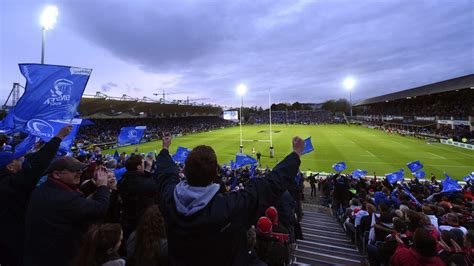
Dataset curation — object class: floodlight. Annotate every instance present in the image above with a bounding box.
[41,6,58,30]
[236,84,247,96]
[343,77,356,90]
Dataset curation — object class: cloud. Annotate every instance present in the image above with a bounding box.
[60,0,473,106]
[100,82,118,92]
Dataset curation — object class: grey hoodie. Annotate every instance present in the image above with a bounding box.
[173,180,220,216]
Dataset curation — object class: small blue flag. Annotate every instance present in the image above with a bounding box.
[81,119,95,126]
[402,186,422,207]
[407,160,423,173]
[463,173,474,182]
[386,169,404,184]
[172,146,192,163]
[118,126,146,145]
[230,160,236,170]
[301,137,314,155]
[0,64,91,134]
[442,173,462,193]
[235,153,258,167]
[249,164,257,179]
[332,162,347,172]
[352,169,368,179]
[413,170,426,179]
[113,150,120,161]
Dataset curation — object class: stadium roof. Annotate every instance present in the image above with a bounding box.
[354,74,474,106]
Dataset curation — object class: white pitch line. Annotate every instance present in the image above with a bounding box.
[428,152,445,159]
[366,150,375,157]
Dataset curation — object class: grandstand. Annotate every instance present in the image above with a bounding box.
[353,74,474,142]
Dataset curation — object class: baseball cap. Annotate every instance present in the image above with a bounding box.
[46,156,88,174]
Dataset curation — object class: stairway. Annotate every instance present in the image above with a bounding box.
[292,210,363,265]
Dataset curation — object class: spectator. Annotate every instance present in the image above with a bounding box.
[155,135,303,265]
[255,216,290,266]
[265,206,289,243]
[391,228,444,266]
[126,205,168,266]
[24,158,110,266]
[117,154,159,238]
[0,125,71,265]
[76,223,124,266]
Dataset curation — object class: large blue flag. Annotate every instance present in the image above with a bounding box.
[332,162,347,172]
[301,137,314,155]
[236,153,258,167]
[118,126,146,145]
[14,135,40,156]
[58,119,82,153]
[352,169,368,179]
[172,146,192,163]
[0,64,91,134]
[407,160,423,172]
[442,173,462,193]
[386,169,404,184]
[414,170,426,179]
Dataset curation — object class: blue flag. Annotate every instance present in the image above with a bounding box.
[58,119,82,153]
[113,150,120,161]
[352,169,368,179]
[463,173,474,182]
[172,146,192,163]
[14,135,39,156]
[301,137,314,155]
[442,173,462,193]
[402,186,422,207]
[118,126,146,145]
[332,162,347,172]
[414,170,426,179]
[407,160,423,172]
[230,160,236,170]
[0,64,91,134]
[235,153,258,168]
[386,169,404,184]
[249,164,257,179]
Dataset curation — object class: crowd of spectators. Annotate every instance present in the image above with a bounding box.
[247,110,339,125]
[75,116,234,146]
[0,125,307,266]
[317,172,474,265]
[356,89,473,118]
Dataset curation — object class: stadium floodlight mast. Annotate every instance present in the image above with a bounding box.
[236,84,247,153]
[40,6,58,64]
[343,77,356,117]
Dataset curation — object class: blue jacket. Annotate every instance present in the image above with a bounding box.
[156,149,300,266]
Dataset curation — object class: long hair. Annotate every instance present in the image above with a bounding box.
[134,205,167,266]
[77,223,122,266]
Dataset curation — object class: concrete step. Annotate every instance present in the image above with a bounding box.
[300,222,345,233]
[301,218,342,227]
[292,254,334,266]
[302,233,355,249]
[300,226,348,238]
[296,241,362,261]
[294,247,362,265]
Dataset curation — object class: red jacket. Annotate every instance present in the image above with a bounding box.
[391,243,445,266]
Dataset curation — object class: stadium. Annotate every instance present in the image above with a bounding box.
[1,2,474,266]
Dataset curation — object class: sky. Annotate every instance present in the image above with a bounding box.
[1,0,473,108]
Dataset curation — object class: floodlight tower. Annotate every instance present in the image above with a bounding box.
[269,89,274,158]
[40,6,58,64]
[236,84,247,153]
[343,77,356,117]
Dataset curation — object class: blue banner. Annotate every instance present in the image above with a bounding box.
[236,153,258,167]
[414,170,426,179]
[402,186,422,207]
[442,173,462,193]
[332,162,347,172]
[301,137,314,155]
[118,126,146,145]
[407,160,423,172]
[172,146,192,163]
[0,64,91,134]
[352,169,368,179]
[386,169,404,184]
[14,135,40,156]
[58,119,82,153]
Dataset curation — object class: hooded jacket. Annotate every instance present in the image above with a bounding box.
[155,148,300,266]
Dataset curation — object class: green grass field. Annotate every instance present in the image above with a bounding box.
[105,125,473,180]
